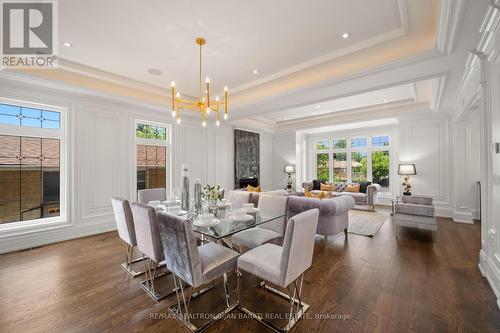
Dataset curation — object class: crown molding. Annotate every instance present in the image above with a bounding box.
[230,48,444,119]
[454,1,500,117]
[436,0,466,55]
[274,101,431,133]
[0,70,200,120]
[431,75,448,111]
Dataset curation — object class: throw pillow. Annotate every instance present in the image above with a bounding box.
[346,184,360,193]
[247,185,261,192]
[320,183,333,191]
[304,190,325,199]
[312,179,321,191]
[359,181,372,194]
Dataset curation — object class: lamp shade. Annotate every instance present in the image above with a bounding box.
[398,164,416,175]
[284,165,295,173]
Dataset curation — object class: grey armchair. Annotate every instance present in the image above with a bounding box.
[157,212,240,332]
[231,194,289,253]
[131,202,173,301]
[137,188,166,204]
[111,197,144,277]
[237,208,319,332]
[393,195,437,241]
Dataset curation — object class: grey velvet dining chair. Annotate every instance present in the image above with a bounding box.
[157,212,240,333]
[237,208,320,332]
[227,190,251,209]
[111,197,144,277]
[137,188,166,204]
[131,202,174,301]
[231,194,289,253]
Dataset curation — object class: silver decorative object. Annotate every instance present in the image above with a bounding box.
[194,178,202,213]
[181,164,190,211]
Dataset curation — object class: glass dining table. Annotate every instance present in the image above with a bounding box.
[154,203,285,243]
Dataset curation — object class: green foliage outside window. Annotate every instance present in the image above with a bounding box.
[352,152,367,183]
[316,153,329,182]
[136,124,167,140]
[372,151,390,188]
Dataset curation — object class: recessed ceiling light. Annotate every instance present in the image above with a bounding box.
[63,42,73,47]
[315,105,321,109]
[384,99,388,103]
[147,68,163,76]
[342,32,350,39]
[253,69,259,74]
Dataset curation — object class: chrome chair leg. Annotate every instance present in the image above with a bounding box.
[169,273,238,333]
[238,273,310,333]
[120,242,145,278]
[139,257,176,301]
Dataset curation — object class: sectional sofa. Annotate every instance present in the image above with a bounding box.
[302,181,381,211]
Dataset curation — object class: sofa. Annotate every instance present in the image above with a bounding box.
[302,181,381,211]
[287,195,355,237]
[230,189,354,237]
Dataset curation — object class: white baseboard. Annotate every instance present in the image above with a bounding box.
[0,217,117,254]
[479,249,500,310]
[453,209,475,224]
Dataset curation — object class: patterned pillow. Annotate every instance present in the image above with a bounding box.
[334,183,348,192]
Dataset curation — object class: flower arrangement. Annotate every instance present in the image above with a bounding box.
[201,184,224,202]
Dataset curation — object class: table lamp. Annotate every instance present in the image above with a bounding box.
[398,164,416,196]
[284,165,295,191]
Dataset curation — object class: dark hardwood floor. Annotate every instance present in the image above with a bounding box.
[1,212,499,333]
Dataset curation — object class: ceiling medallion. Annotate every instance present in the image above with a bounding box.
[170,37,228,127]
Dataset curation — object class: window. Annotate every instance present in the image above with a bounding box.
[333,152,347,182]
[372,135,389,147]
[351,137,367,148]
[316,140,330,150]
[332,139,347,149]
[313,134,391,191]
[372,151,390,189]
[0,103,60,129]
[0,102,63,225]
[316,153,330,182]
[351,152,367,183]
[136,123,166,140]
[135,122,169,195]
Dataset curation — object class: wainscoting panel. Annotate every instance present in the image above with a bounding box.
[400,116,450,206]
[81,109,125,219]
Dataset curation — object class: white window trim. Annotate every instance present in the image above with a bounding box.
[133,119,172,200]
[0,97,68,235]
[312,134,392,195]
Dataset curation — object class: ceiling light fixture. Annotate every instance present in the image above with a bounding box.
[170,37,228,127]
[315,105,321,109]
[342,32,350,39]
[384,99,388,103]
[148,68,163,76]
[63,42,73,47]
[253,69,259,74]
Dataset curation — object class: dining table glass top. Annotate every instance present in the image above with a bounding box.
[153,203,285,240]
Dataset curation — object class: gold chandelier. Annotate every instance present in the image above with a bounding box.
[170,37,228,127]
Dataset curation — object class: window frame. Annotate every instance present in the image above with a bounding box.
[0,97,67,233]
[133,119,171,200]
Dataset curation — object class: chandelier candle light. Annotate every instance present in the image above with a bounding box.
[170,37,228,127]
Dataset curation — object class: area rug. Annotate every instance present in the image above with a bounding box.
[348,210,390,237]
